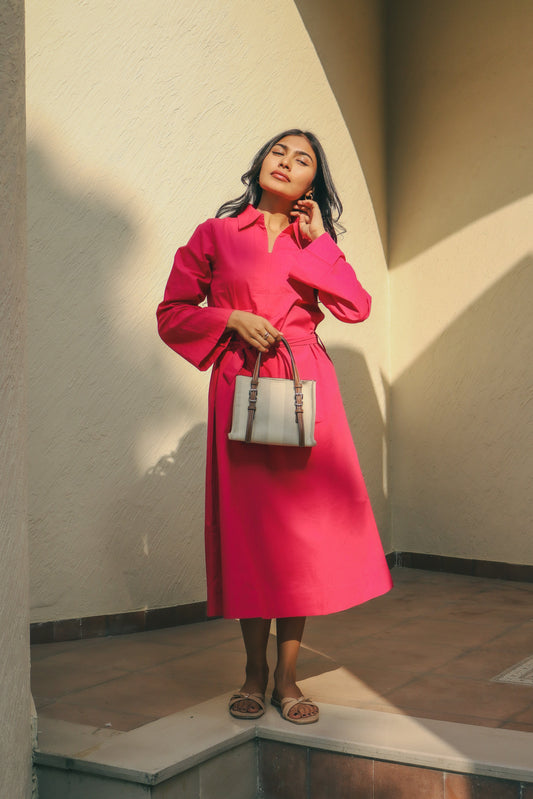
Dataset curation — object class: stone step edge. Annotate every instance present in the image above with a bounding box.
[34,694,533,786]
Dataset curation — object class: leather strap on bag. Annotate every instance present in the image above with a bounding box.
[245,336,306,446]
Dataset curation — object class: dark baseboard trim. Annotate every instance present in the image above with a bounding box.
[393,551,533,583]
[30,601,209,645]
[30,553,533,645]
[385,551,396,570]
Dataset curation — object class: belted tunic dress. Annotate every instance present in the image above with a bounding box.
[157,204,393,619]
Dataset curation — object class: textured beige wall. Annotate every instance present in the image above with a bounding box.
[388,0,533,562]
[0,0,32,794]
[26,1,390,622]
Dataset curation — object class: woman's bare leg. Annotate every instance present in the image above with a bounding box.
[231,618,271,715]
[273,616,318,720]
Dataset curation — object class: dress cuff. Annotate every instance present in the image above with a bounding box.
[288,233,342,287]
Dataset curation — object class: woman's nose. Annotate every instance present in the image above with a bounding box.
[279,154,290,169]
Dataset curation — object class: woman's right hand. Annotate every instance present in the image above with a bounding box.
[226,310,282,352]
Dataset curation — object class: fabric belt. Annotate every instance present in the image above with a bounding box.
[222,332,320,384]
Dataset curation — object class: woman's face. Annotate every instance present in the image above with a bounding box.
[258,135,317,202]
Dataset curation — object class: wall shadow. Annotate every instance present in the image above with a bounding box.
[103,423,208,607]
[294,0,388,251]
[386,0,533,266]
[391,255,533,562]
[26,141,207,618]
[328,346,389,541]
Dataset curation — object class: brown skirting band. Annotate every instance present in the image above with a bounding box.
[30,552,532,645]
[30,601,208,645]
[394,551,533,582]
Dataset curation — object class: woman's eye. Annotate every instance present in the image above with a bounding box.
[272,150,284,156]
[297,159,308,166]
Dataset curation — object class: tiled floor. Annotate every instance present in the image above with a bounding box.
[31,567,533,734]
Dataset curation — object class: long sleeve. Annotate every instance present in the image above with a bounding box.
[157,220,233,370]
[288,233,371,323]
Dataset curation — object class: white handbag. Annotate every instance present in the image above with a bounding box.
[228,337,317,447]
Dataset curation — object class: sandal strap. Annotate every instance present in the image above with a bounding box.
[280,696,317,715]
[229,692,265,710]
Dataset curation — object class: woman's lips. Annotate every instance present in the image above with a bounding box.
[271,171,290,182]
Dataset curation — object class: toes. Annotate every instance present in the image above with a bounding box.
[236,699,260,714]
[289,702,318,720]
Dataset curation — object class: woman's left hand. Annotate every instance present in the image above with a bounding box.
[291,198,326,241]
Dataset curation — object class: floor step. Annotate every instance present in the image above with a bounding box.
[34,695,533,798]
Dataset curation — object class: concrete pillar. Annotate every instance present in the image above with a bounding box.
[0,0,32,794]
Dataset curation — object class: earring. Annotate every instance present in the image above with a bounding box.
[305,189,314,200]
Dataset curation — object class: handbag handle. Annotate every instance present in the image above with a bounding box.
[246,336,306,446]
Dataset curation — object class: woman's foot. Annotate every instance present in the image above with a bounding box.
[272,678,319,723]
[229,690,265,719]
[271,694,319,724]
[229,666,269,717]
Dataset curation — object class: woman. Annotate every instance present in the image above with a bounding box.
[157,129,392,725]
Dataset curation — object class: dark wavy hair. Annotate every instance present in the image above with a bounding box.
[215,129,344,242]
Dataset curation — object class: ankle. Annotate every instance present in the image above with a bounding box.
[273,672,300,696]
[246,662,268,677]
[274,666,296,685]
[243,663,269,689]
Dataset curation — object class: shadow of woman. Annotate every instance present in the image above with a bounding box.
[26,140,207,619]
[328,345,389,540]
[105,423,209,611]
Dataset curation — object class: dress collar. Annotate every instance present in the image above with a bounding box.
[237,204,264,230]
[237,204,304,247]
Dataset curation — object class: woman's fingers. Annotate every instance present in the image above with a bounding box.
[291,201,311,221]
[291,198,325,241]
[226,310,282,351]
[291,199,314,230]
[250,322,281,351]
[293,198,314,213]
[264,324,282,342]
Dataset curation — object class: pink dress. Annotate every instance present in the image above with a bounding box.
[157,204,393,618]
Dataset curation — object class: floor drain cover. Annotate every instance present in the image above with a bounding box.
[492,656,533,685]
